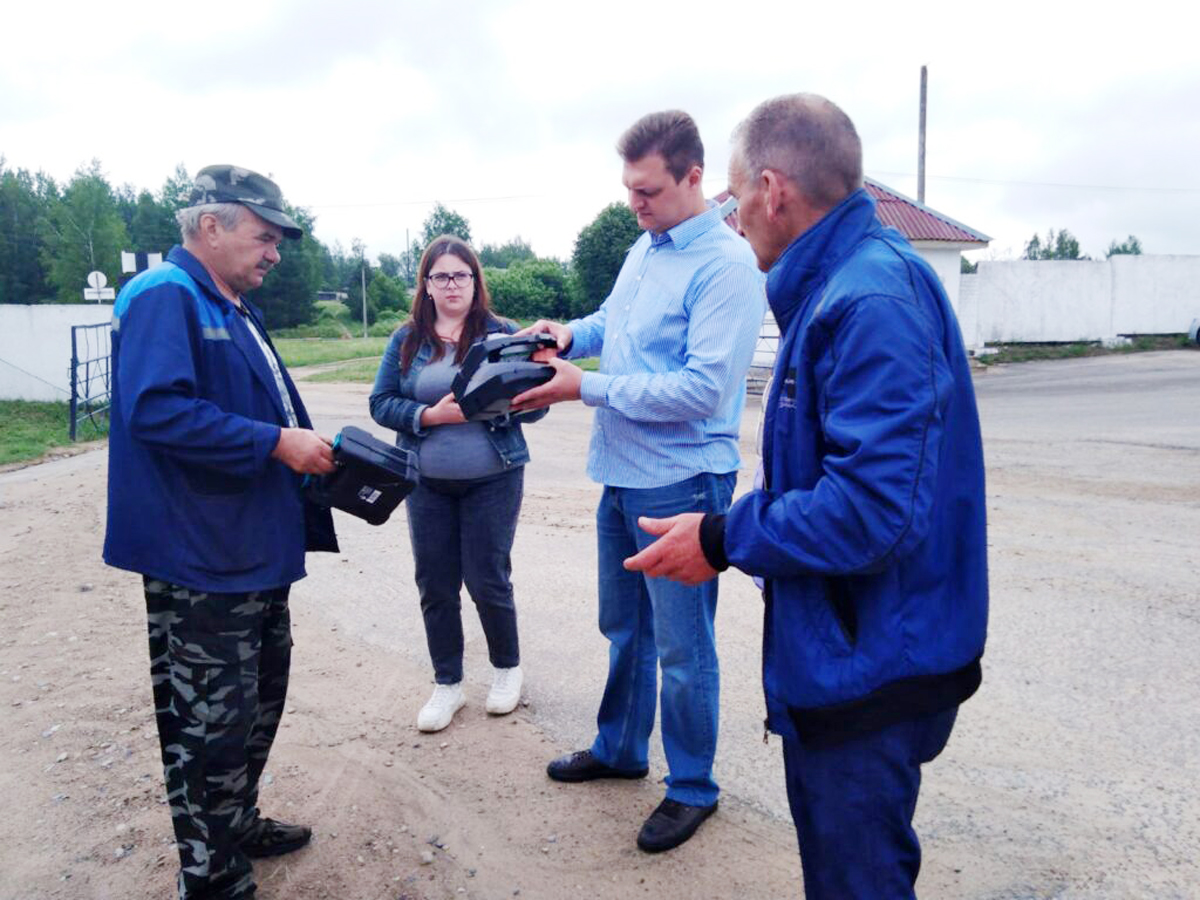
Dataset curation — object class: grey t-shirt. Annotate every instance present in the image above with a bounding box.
[414,344,506,480]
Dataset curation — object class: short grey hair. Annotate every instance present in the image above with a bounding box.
[732,94,863,211]
[176,202,245,240]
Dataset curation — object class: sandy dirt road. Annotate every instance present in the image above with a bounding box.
[1,350,1197,899]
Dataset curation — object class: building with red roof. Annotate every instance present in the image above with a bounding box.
[716,180,989,381]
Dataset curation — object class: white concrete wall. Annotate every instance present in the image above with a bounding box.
[0,304,113,401]
[1109,255,1200,336]
[957,255,1200,346]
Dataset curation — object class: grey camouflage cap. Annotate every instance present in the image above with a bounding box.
[187,165,303,240]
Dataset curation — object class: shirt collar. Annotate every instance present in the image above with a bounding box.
[656,202,724,251]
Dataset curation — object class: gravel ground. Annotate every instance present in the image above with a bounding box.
[0,349,1197,899]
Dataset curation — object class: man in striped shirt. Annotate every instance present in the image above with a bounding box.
[514,110,765,853]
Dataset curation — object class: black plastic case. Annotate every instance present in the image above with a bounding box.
[305,426,418,525]
[452,333,557,420]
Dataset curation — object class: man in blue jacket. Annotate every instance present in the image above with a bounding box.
[627,94,988,898]
[104,165,338,900]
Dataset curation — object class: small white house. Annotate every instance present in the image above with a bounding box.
[864,178,990,317]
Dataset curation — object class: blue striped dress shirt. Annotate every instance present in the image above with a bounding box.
[567,204,766,488]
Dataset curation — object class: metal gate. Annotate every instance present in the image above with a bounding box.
[69,321,112,441]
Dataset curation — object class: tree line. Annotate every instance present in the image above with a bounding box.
[0,159,641,331]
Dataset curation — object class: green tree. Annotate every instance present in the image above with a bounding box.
[420,203,472,245]
[487,257,578,320]
[321,240,348,290]
[129,189,178,254]
[960,256,978,274]
[254,206,322,329]
[571,202,640,314]
[400,237,423,285]
[377,252,403,278]
[1106,235,1143,258]
[340,238,370,322]
[480,237,535,269]
[0,160,53,303]
[159,163,193,212]
[1023,228,1087,261]
[38,160,130,302]
[367,271,409,316]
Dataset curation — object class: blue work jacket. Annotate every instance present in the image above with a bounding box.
[103,246,337,593]
[724,190,988,744]
[369,318,546,469]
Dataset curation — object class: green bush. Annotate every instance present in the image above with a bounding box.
[272,320,350,339]
[368,314,405,337]
[487,258,579,320]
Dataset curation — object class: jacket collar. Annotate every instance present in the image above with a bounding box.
[765,188,880,331]
[166,245,288,423]
[166,245,264,319]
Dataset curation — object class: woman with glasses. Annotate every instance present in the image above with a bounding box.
[370,234,546,732]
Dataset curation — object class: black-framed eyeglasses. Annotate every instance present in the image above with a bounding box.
[427,271,474,289]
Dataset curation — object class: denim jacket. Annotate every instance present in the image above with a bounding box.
[369,317,547,471]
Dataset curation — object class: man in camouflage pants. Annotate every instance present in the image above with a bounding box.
[104,166,339,899]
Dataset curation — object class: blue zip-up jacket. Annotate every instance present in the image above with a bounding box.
[103,246,338,593]
[369,318,547,467]
[723,190,988,744]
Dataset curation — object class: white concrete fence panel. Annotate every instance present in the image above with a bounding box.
[0,304,114,402]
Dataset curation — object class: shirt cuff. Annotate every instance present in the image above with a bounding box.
[699,513,730,572]
[579,372,610,407]
[561,324,580,358]
[410,403,430,436]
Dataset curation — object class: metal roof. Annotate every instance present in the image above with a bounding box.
[864,178,990,244]
[713,180,989,246]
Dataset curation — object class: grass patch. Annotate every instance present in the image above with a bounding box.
[0,401,107,466]
[273,337,390,367]
[301,358,384,384]
[975,335,1195,366]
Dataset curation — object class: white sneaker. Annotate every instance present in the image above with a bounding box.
[486,666,523,715]
[417,683,465,732]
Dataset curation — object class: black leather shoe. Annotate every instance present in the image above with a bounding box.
[636,798,717,853]
[546,749,649,783]
[239,818,312,858]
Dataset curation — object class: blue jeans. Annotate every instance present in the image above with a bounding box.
[405,468,524,684]
[589,471,736,807]
[781,707,959,899]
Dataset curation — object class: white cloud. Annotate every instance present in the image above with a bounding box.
[3,0,1196,263]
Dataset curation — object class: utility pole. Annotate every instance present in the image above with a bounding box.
[360,246,368,338]
[918,65,928,205]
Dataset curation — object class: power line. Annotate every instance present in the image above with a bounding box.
[307,193,553,210]
[870,171,1200,194]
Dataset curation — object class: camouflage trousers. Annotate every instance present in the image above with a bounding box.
[143,577,294,900]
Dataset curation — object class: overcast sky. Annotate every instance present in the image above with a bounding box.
[3,1,1195,265]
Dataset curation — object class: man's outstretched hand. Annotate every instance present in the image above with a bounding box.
[623,513,718,586]
[514,319,572,358]
[510,356,584,411]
